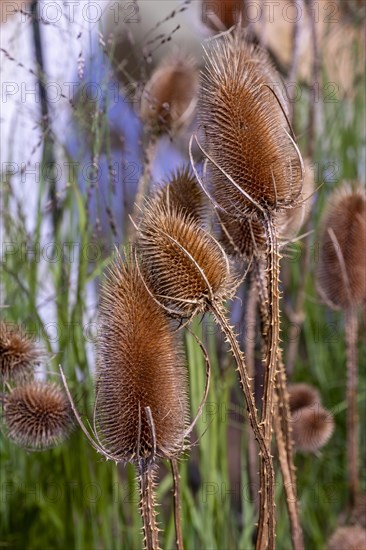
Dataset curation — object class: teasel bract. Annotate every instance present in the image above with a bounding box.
[316,183,366,509]
[0,321,41,383]
[192,27,304,550]
[2,382,72,450]
[61,253,197,550]
[136,197,275,550]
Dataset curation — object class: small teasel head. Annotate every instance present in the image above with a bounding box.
[140,53,199,136]
[327,525,366,550]
[199,29,303,217]
[316,183,366,310]
[96,255,189,463]
[137,201,232,317]
[288,383,321,413]
[3,382,73,450]
[0,321,41,383]
[153,166,207,224]
[290,404,334,453]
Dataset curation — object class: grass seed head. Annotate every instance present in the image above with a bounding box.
[4,382,72,450]
[288,383,321,413]
[317,183,366,309]
[200,29,303,216]
[290,404,334,453]
[137,202,232,316]
[96,257,188,463]
[0,322,41,383]
[327,525,366,550]
[140,54,199,135]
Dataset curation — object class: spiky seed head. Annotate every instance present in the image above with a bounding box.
[327,525,366,550]
[96,257,188,463]
[290,404,334,453]
[217,211,266,260]
[288,383,321,413]
[3,383,72,450]
[140,54,199,135]
[200,29,303,217]
[350,494,366,528]
[0,322,41,383]
[137,202,231,316]
[202,0,246,31]
[153,166,206,223]
[317,183,366,309]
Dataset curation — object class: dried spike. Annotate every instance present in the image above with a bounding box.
[96,255,189,463]
[290,405,335,453]
[0,321,41,383]
[140,53,199,136]
[317,183,366,310]
[326,525,366,550]
[287,383,321,413]
[3,382,72,450]
[199,28,303,217]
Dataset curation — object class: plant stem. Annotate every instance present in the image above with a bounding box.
[171,459,184,550]
[345,306,359,508]
[210,301,275,550]
[138,464,160,550]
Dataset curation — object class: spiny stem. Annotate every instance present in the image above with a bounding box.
[171,459,184,550]
[138,464,160,550]
[345,306,359,508]
[209,301,275,550]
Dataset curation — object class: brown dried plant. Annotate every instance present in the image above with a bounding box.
[192,27,304,550]
[60,254,210,550]
[327,525,366,550]
[202,0,246,32]
[0,321,41,383]
[317,183,366,509]
[136,198,275,550]
[290,404,334,453]
[3,382,72,450]
[288,383,321,412]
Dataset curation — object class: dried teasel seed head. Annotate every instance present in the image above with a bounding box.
[327,525,366,550]
[153,166,206,224]
[137,202,232,316]
[200,29,303,217]
[96,256,188,463]
[217,211,266,260]
[0,322,41,383]
[290,404,335,453]
[317,183,366,310]
[140,54,199,135]
[202,0,246,32]
[288,383,321,413]
[3,383,72,450]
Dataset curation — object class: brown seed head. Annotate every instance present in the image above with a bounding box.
[217,211,266,260]
[290,404,334,453]
[4,382,72,450]
[140,54,199,135]
[350,494,366,528]
[327,525,366,550]
[317,183,366,309]
[153,166,206,223]
[137,202,231,316]
[96,257,188,463]
[0,322,40,383]
[200,29,303,217]
[202,0,246,31]
[288,383,321,413]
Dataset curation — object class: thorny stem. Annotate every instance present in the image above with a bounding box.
[138,463,160,550]
[129,139,157,241]
[255,233,304,550]
[344,306,359,508]
[171,459,184,550]
[209,300,275,550]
